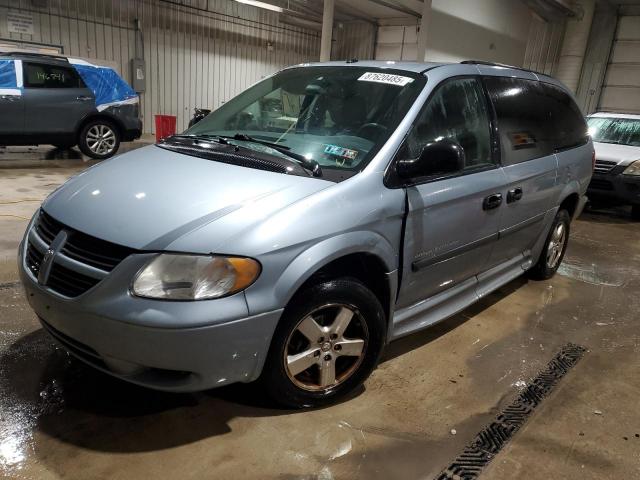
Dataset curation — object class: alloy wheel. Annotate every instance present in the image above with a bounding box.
[86,124,116,155]
[284,304,368,391]
[546,222,567,269]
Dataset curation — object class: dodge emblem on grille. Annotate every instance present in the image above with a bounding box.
[37,230,68,285]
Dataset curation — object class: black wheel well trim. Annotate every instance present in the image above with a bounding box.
[288,252,393,325]
[75,113,124,139]
[559,192,580,219]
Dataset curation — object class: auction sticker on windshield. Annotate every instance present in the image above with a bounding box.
[358,72,414,86]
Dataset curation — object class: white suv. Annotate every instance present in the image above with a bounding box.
[587,112,640,219]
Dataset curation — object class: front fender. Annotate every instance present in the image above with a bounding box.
[244,230,398,316]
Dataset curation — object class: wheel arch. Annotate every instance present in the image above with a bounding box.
[559,190,581,220]
[75,112,124,140]
[267,232,398,326]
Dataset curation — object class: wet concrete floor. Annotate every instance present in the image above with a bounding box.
[1,164,639,479]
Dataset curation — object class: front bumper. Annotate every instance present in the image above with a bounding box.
[18,241,282,392]
[587,168,640,206]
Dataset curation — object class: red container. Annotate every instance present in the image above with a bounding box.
[154,114,177,142]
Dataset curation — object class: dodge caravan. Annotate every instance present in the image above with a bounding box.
[19,61,593,407]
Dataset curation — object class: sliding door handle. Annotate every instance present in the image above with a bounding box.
[507,187,523,203]
[483,193,503,210]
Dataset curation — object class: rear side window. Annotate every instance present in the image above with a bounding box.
[484,77,555,165]
[542,83,588,151]
[23,62,84,88]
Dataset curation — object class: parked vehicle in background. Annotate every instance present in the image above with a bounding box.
[19,60,592,408]
[586,113,640,219]
[0,51,141,159]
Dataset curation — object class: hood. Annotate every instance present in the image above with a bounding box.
[43,145,333,251]
[593,142,640,166]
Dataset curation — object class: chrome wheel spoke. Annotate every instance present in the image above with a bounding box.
[287,348,319,376]
[335,338,364,357]
[297,315,325,343]
[331,307,354,337]
[319,358,336,387]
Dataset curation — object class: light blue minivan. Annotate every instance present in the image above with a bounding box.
[19,60,593,407]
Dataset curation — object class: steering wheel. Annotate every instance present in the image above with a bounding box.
[357,123,388,141]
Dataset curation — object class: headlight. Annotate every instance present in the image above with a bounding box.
[623,160,640,176]
[132,254,260,300]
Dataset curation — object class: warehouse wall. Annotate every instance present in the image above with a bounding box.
[376,0,533,66]
[0,0,321,133]
[522,15,565,76]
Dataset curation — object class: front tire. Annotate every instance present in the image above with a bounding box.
[528,209,570,280]
[631,205,640,221]
[78,120,120,159]
[260,278,386,408]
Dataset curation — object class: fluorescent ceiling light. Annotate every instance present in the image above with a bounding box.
[235,0,283,12]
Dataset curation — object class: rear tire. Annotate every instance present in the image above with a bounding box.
[260,278,386,408]
[528,209,570,280]
[78,120,120,159]
[631,205,640,221]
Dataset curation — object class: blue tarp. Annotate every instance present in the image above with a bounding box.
[71,63,137,109]
[0,60,17,88]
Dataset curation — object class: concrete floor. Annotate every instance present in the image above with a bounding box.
[1,157,639,479]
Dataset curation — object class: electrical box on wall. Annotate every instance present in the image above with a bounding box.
[131,58,146,93]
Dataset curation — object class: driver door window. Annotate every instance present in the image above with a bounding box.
[404,77,494,175]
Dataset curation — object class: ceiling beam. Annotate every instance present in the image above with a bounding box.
[367,0,422,17]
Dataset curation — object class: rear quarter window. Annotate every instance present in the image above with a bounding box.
[541,82,588,151]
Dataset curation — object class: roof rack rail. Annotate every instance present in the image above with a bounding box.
[0,51,68,62]
[460,60,550,78]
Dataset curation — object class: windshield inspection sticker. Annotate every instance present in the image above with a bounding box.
[358,72,414,86]
[324,144,359,160]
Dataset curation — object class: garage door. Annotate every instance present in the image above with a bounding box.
[374,25,417,61]
[599,16,640,114]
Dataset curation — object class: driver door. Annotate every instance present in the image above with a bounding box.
[395,77,506,309]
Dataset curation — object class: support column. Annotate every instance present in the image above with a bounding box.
[555,0,596,93]
[416,0,432,62]
[320,0,335,62]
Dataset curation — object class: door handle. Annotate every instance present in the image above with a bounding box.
[507,187,523,203]
[0,95,20,101]
[483,193,503,210]
[76,95,92,101]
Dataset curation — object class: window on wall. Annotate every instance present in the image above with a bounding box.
[402,77,494,174]
[23,62,84,88]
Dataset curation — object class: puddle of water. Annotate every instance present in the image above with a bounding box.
[558,259,631,287]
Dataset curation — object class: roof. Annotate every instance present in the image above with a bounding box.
[284,60,562,83]
[589,112,640,120]
[285,60,446,73]
[0,50,70,64]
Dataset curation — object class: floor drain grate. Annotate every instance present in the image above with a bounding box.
[436,343,587,480]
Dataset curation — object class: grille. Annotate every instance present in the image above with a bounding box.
[26,210,136,298]
[594,159,618,173]
[589,178,614,191]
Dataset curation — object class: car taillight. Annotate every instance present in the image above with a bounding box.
[592,150,596,171]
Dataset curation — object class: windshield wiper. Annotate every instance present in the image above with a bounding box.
[164,134,230,145]
[222,133,322,177]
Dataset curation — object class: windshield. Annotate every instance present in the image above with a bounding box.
[185,66,426,175]
[587,117,640,147]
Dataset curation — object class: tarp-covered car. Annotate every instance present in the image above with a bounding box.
[0,52,141,159]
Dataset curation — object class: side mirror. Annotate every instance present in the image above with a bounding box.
[396,140,465,179]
